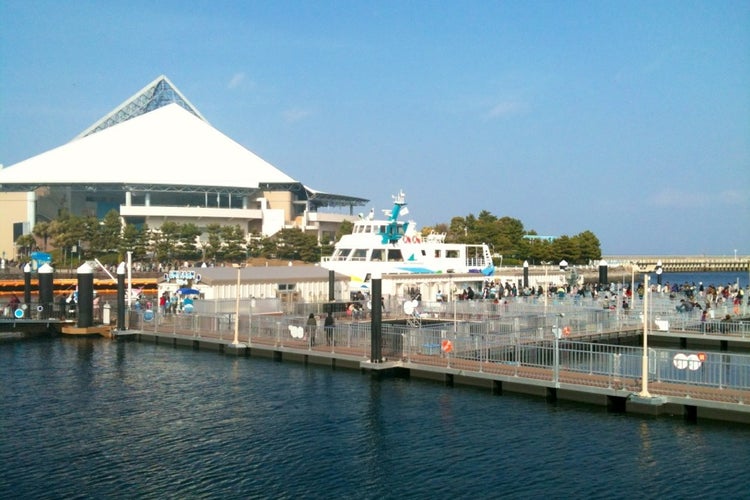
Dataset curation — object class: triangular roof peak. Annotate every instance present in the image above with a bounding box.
[75,75,206,139]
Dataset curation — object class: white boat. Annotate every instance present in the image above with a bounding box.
[321,190,495,283]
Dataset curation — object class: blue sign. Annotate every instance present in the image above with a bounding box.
[143,309,154,322]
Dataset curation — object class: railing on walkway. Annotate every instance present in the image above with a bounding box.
[126,308,750,404]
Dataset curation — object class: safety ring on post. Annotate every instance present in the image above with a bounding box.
[562,326,571,337]
[441,339,454,353]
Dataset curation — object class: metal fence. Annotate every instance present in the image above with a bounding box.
[125,308,750,397]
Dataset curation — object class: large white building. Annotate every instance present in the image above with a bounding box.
[0,75,367,261]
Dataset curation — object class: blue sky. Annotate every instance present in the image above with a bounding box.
[1,1,748,256]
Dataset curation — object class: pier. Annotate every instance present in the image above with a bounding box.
[113,304,750,425]
[603,255,750,273]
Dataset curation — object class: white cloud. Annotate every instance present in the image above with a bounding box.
[649,188,749,208]
[486,100,527,119]
[282,107,313,123]
[227,73,245,89]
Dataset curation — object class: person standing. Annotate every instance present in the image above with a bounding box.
[324,312,334,346]
[306,313,318,346]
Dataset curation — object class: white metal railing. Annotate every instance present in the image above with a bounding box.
[125,308,750,399]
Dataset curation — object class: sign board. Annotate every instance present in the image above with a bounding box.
[168,270,196,281]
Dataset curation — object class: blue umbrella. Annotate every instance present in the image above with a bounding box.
[178,287,200,295]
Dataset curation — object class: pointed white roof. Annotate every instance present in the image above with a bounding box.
[76,75,207,139]
[0,103,296,189]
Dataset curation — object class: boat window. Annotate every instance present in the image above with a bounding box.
[335,248,352,260]
[352,249,367,261]
[371,249,385,261]
[434,249,441,258]
[446,250,459,258]
[387,249,404,262]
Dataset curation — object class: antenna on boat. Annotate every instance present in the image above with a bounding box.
[393,190,406,205]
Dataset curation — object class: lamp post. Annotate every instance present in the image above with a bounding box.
[126,251,133,309]
[628,263,656,400]
[656,259,663,286]
[232,267,242,346]
[541,261,551,315]
[639,274,652,398]
[448,272,456,332]
[553,313,564,387]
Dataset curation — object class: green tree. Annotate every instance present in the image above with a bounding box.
[92,210,123,258]
[335,220,353,242]
[573,230,602,263]
[271,228,319,262]
[15,234,36,259]
[120,223,148,261]
[51,215,87,264]
[219,225,246,263]
[205,223,223,262]
[151,221,181,263]
[176,223,202,261]
[32,221,52,251]
[551,235,580,264]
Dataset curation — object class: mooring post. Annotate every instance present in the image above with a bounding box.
[523,260,529,289]
[117,262,126,331]
[38,263,54,320]
[77,262,94,328]
[23,263,32,316]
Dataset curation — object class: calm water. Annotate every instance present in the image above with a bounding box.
[639,271,748,289]
[1,336,748,499]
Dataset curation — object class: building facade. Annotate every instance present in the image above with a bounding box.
[0,76,367,261]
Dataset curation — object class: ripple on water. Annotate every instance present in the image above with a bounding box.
[1,338,748,499]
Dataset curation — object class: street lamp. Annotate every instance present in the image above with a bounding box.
[632,264,656,399]
[541,261,551,315]
[553,313,564,387]
[232,267,244,347]
[448,272,457,332]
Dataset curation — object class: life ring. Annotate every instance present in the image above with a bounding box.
[562,326,571,337]
[441,339,453,353]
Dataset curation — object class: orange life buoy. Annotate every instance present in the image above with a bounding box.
[562,326,571,337]
[441,339,453,353]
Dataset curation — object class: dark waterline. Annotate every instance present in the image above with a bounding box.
[1,337,748,499]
